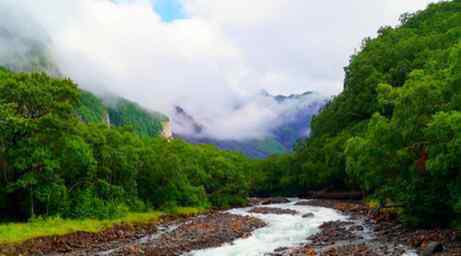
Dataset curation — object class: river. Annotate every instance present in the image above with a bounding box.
[185,198,418,256]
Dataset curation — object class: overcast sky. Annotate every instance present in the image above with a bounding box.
[0,0,437,139]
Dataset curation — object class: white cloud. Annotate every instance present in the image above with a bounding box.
[183,0,437,95]
[0,0,436,140]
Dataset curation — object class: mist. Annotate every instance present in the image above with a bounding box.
[0,0,435,140]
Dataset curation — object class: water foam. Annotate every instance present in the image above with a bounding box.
[185,199,346,256]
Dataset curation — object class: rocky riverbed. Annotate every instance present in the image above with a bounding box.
[1,198,460,256]
[269,199,461,256]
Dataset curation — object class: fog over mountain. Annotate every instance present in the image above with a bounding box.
[174,90,328,158]
[0,0,435,141]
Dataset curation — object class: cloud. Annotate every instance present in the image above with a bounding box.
[0,0,436,140]
[183,0,436,95]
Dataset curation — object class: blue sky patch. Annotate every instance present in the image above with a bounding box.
[153,0,186,22]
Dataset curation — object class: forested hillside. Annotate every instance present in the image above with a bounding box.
[0,68,252,221]
[77,91,168,137]
[255,0,461,227]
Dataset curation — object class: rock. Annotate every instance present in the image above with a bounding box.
[248,197,264,206]
[140,213,267,256]
[302,213,315,218]
[261,197,290,205]
[249,207,299,215]
[421,241,443,256]
[126,245,142,254]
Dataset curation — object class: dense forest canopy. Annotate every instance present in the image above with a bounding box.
[0,68,251,220]
[77,90,168,137]
[254,0,461,227]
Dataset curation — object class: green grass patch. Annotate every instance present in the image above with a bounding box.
[168,207,207,216]
[0,207,204,245]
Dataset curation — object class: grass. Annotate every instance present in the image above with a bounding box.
[168,207,206,216]
[0,207,206,245]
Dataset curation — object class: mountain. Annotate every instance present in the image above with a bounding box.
[77,90,171,138]
[0,23,326,157]
[173,91,328,158]
[0,29,171,139]
[269,91,327,149]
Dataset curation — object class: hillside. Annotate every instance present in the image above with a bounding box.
[256,0,461,227]
[74,90,170,138]
[0,67,252,221]
[0,22,326,157]
[174,91,327,158]
[0,24,170,139]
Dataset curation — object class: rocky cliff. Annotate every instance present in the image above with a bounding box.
[161,120,173,139]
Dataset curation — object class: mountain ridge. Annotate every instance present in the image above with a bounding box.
[173,91,328,158]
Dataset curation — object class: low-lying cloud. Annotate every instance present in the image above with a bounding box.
[0,0,435,140]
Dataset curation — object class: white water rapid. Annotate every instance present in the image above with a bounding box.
[185,199,346,256]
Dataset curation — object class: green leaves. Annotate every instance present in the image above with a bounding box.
[287,0,461,227]
[0,58,253,222]
[425,111,461,176]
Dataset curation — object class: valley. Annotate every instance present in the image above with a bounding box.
[0,0,460,255]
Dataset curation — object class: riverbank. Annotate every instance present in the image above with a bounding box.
[0,207,205,255]
[0,212,265,256]
[0,199,459,255]
[270,199,460,256]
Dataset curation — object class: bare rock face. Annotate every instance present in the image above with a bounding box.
[104,112,111,127]
[161,120,173,139]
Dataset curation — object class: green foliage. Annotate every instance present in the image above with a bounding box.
[253,138,287,156]
[107,98,168,137]
[280,0,461,227]
[76,91,169,138]
[248,0,461,227]
[0,69,253,222]
[0,70,80,219]
[76,91,107,124]
[0,208,207,244]
[1,0,460,230]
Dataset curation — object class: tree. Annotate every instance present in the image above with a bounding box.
[0,71,80,219]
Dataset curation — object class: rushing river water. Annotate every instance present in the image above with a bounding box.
[94,198,417,256]
[185,199,419,256]
[185,199,346,256]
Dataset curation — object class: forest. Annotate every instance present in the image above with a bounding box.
[255,0,461,228]
[0,0,460,232]
[0,68,251,220]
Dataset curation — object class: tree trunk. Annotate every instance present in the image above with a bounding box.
[29,189,35,218]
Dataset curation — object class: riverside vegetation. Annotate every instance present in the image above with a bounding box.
[0,0,460,245]
[0,68,251,242]
[254,0,461,228]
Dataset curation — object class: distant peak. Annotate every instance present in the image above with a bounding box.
[173,105,204,134]
[259,90,314,100]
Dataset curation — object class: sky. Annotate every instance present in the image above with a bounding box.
[154,0,186,22]
[0,0,437,140]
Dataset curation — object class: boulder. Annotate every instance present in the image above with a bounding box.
[302,213,315,218]
[261,197,290,205]
[249,207,298,215]
[421,241,443,256]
